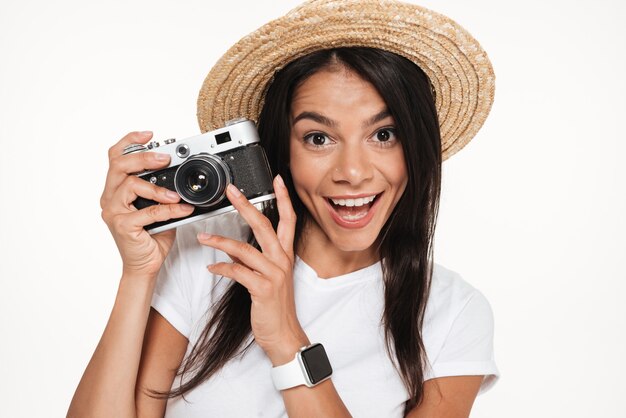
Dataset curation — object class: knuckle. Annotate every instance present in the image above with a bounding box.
[254,216,273,232]
[110,214,126,231]
[109,156,123,172]
[100,209,110,224]
[116,177,132,194]
[231,262,247,274]
[166,203,179,215]
[147,204,161,220]
[236,240,249,250]
[237,241,254,255]
[108,145,117,159]
[125,175,142,190]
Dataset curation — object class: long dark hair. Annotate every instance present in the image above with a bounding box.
[152,48,442,414]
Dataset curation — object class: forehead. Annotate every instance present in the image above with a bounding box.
[290,67,387,116]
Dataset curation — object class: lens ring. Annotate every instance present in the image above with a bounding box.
[174,154,231,206]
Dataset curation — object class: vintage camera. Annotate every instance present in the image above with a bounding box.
[123,118,275,234]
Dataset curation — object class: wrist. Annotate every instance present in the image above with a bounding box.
[114,272,158,316]
[121,268,159,285]
[119,270,159,300]
[267,332,311,366]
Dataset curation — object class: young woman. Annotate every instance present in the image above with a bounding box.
[68,2,499,417]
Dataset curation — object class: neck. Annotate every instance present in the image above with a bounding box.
[295,221,380,279]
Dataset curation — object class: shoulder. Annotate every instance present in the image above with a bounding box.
[427,263,490,312]
[425,262,495,336]
[423,263,499,392]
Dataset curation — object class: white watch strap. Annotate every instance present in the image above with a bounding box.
[271,351,308,390]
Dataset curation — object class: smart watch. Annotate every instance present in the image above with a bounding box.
[270,343,333,390]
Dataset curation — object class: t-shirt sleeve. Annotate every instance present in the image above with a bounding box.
[429,290,500,394]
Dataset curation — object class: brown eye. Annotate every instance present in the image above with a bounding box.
[377,129,391,142]
[304,132,331,147]
[373,128,397,145]
[312,133,326,146]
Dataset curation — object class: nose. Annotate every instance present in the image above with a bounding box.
[331,142,374,186]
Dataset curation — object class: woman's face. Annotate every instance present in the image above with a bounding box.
[289,66,408,257]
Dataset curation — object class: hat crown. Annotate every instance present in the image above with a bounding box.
[197,0,495,160]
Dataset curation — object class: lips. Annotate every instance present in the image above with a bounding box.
[325,193,381,228]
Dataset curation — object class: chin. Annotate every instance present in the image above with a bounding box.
[327,229,381,254]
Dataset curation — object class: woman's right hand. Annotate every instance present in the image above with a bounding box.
[100,131,195,279]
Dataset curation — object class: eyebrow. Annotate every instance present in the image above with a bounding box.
[292,111,338,128]
[291,108,391,128]
[362,109,391,128]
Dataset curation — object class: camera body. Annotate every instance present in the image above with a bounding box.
[123,119,275,234]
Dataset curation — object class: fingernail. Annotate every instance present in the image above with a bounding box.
[165,190,179,200]
[227,184,242,198]
[154,153,170,161]
[198,232,212,240]
[276,174,285,188]
[180,204,195,211]
[139,130,152,136]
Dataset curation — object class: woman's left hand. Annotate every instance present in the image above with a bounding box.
[197,175,310,366]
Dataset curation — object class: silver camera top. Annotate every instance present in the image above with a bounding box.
[122,118,260,167]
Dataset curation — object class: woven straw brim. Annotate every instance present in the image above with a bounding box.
[197,0,495,160]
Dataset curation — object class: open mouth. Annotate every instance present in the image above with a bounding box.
[326,193,381,222]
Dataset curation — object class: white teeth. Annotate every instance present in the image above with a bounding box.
[330,195,376,207]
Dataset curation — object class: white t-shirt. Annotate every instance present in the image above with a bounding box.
[151,213,499,417]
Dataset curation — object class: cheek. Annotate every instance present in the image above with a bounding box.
[379,152,409,212]
[382,149,408,192]
[387,171,408,211]
[394,163,409,192]
[289,144,319,203]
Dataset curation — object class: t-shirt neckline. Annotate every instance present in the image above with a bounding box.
[294,255,382,289]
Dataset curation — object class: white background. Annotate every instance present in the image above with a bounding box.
[1,0,624,416]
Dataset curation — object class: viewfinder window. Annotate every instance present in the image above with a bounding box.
[215,132,232,145]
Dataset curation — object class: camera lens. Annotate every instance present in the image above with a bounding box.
[187,170,209,192]
[174,154,231,207]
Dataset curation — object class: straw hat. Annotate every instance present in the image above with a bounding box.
[197,0,495,160]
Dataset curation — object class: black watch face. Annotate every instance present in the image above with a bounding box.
[301,344,333,384]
